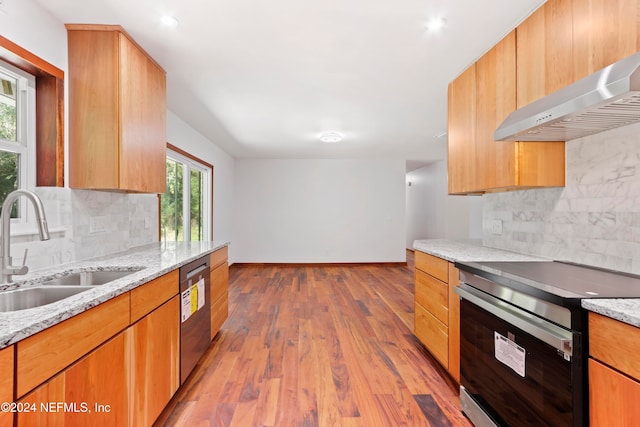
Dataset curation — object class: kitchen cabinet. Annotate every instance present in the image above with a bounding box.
[17,332,129,427]
[128,270,180,426]
[573,0,640,80]
[588,312,640,426]
[447,64,477,194]
[66,24,166,193]
[413,251,460,382]
[210,246,229,339]
[516,0,574,107]
[448,31,565,194]
[0,345,13,427]
[16,292,130,398]
[11,268,182,426]
[128,296,180,426]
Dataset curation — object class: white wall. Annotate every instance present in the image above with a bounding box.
[234,159,406,263]
[406,161,483,248]
[166,111,235,260]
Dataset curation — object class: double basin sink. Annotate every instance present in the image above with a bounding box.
[0,269,142,312]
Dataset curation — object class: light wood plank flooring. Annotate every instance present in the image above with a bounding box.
[155,251,472,426]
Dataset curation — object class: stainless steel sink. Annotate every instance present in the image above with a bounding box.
[38,269,140,286]
[0,286,93,312]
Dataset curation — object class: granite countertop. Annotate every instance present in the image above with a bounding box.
[0,241,229,349]
[414,239,640,329]
[582,299,640,328]
[412,239,549,263]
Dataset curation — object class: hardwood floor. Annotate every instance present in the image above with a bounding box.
[155,251,472,427]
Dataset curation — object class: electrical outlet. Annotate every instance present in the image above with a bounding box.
[89,216,108,234]
[490,219,503,235]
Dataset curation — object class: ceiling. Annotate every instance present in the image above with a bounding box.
[34,0,545,162]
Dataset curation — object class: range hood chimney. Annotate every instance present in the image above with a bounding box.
[495,52,640,142]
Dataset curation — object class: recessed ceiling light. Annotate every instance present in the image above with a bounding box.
[319,131,344,143]
[161,15,179,28]
[425,16,447,32]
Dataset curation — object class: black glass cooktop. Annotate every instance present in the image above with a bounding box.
[456,260,640,300]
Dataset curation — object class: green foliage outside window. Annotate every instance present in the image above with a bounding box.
[0,100,18,218]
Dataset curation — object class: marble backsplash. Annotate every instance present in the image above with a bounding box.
[10,188,158,272]
[483,121,640,274]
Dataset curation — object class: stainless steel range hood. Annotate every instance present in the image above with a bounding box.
[494,52,640,142]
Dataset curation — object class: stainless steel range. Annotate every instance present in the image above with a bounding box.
[454,260,640,427]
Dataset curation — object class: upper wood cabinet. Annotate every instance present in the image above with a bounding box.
[66,24,166,193]
[448,31,565,194]
[447,64,477,194]
[516,0,574,107]
[573,0,640,80]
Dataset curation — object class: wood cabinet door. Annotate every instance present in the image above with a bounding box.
[0,345,13,427]
[17,332,129,427]
[589,359,640,426]
[447,64,477,194]
[573,0,640,80]
[118,33,167,193]
[67,28,120,190]
[516,0,574,107]
[128,296,180,427]
[210,262,229,339]
[475,30,517,190]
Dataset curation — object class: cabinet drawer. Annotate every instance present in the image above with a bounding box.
[0,345,13,404]
[414,302,448,368]
[210,262,229,304]
[16,292,130,398]
[589,312,640,381]
[210,246,228,270]
[589,358,640,426]
[130,269,179,323]
[415,269,448,325]
[415,251,449,282]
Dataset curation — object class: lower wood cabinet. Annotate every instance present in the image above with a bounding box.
[128,295,180,426]
[9,267,182,427]
[589,312,640,426]
[0,345,14,427]
[17,331,129,427]
[210,247,229,340]
[413,251,460,382]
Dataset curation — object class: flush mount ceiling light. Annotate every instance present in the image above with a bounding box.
[161,15,180,28]
[425,16,447,32]
[319,131,344,143]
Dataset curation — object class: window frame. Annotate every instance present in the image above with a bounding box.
[160,143,214,242]
[0,59,36,229]
[0,35,64,187]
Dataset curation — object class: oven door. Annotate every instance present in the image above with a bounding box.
[456,284,583,427]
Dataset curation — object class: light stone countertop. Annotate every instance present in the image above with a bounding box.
[0,241,228,349]
[581,299,640,328]
[412,239,549,263]
[414,238,640,328]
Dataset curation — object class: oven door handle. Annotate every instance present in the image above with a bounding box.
[456,284,573,357]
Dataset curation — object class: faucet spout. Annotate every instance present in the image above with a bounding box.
[0,189,50,283]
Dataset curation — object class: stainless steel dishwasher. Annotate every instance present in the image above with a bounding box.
[179,255,211,384]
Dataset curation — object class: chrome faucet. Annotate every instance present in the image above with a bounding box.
[0,190,50,283]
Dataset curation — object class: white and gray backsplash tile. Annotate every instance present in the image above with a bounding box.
[483,121,640,274]
[10,188,158,272]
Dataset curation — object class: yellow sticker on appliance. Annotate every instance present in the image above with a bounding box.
[190,283,198,314]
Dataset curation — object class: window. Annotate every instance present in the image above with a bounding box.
[0,59,35,226]
[161,145,213,242]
